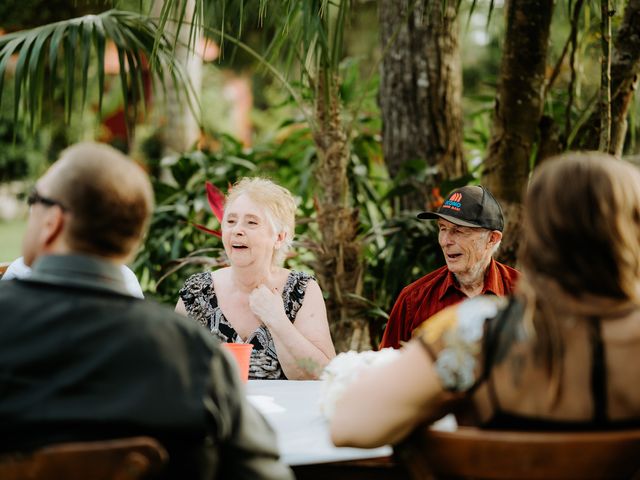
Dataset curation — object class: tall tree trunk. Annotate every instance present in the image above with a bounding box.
[312,73,368,353]
[572,0,640,156]
[598,0,612,151]
[378,0,465,210]
[482,0,554,266]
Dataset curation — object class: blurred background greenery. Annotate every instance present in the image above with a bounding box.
[1,0,638,347]
[0,219,25,260]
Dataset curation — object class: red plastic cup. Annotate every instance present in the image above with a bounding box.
[222,343,253,383]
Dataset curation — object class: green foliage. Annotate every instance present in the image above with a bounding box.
[0,120,33,181]
[0,219,27,262]
[159,0,355,133]
[0,1,106,31]
[0,9,192,133]
[0,74,96,182]
[0,115,61,182]
[136,108,445,347]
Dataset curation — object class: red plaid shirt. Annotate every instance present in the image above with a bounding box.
[379,259,520,349]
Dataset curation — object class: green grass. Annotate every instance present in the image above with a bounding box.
[0,218,27,263]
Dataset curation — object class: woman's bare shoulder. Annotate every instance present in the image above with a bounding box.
[275,267,293,283]
[210,267,233,292]
[211,267,232,280]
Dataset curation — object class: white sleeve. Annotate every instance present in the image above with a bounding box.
[120,265,144,299]
[1,257,32,281]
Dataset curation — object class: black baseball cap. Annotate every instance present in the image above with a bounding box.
[418,185,504,231]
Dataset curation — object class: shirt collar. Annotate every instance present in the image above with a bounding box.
[27,254,131,297]
[438,258,503,300]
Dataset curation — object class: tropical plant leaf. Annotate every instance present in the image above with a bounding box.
[205,181,225,221]
[0,9,193,132]
[184,181,226,238]
[157,0,348,80]
[190,222,222,237]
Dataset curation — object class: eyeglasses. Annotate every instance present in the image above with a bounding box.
[26,189,68,211]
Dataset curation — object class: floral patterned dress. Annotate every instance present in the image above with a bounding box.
[179,271,313,379]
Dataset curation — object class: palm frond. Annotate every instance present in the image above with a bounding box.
[0,9,194,132]
[157,0,350,81]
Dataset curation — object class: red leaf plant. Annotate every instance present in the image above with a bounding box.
[191,181,225,238]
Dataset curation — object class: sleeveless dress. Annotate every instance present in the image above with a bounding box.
[414,295,640,429]
[179,271,313,380]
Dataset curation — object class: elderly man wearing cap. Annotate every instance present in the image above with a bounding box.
[380,185,520,349]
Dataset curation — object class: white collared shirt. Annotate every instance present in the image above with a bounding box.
[1,256,144,299]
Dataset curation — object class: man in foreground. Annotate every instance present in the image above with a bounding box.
[0,142,292,480]
[380,185,519,349]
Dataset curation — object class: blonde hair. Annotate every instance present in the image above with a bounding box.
[225,177,297,265]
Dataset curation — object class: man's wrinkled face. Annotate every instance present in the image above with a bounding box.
[437,218,495,279]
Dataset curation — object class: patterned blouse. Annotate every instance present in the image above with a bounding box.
[179,270,313,380]
[414,295,507,393]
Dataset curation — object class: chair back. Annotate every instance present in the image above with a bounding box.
[397,426,640,479]
[0,436,168,480]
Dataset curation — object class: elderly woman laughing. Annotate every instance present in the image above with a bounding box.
[176,177,336,380]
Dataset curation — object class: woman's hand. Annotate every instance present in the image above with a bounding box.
[249,284,287,327]
[250,279,335,380]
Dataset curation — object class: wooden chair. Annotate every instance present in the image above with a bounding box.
[0,437,168,480]
[396,426,640,480]
[292,455,410,480]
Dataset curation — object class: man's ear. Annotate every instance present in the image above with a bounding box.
[41,207,66,250]
[488,230,503,246]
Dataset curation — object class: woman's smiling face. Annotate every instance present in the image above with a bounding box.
[222,194,282,268]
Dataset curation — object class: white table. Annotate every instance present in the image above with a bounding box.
[246,380,393,467]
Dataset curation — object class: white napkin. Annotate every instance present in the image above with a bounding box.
[247,395,287,414]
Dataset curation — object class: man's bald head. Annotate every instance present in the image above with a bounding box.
[41,142,154,260]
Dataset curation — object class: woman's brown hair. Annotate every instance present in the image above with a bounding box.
[517,152,640,400]
[520,151,640,303]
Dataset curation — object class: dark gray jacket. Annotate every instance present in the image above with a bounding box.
[0,254,292,480]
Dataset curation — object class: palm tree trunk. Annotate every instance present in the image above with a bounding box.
[482,0,554,266]
[312,72,368,352]
[378,0,465,210]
